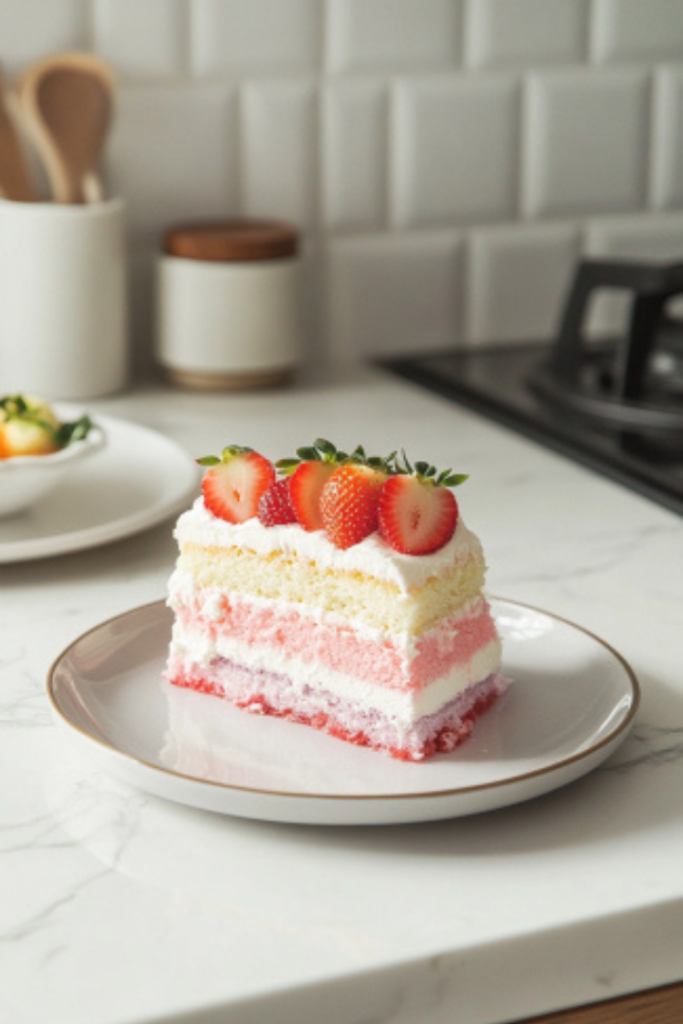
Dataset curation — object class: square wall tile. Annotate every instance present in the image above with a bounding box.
[592,0,683,64]
[191,0,321,77]
[327,0,461,73]
[651,67,683,210]
[584,213,683,335]
[327,233,463,359]
[321,82,388,231]
[523,69,650,219]
[464,0,588,70]
[392,75,519,229]
[93,0,187,80]
[0,0,88,75]
[241,82,318,229]
[466,223,580,345]
[107,86,238,245]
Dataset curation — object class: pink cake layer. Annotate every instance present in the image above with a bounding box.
[166,654,510,761]
[172,592,498,692]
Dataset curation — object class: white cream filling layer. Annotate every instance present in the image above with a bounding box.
[174,498,484,592]
[169,622,502,735]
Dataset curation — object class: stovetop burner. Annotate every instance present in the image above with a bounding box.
[379,258,683,517]
[529,257,683,433]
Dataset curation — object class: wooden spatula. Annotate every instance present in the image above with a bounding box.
[17,52,114,204]
[0,68,35,201]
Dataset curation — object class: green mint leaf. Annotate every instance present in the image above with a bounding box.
[57,414,93,447]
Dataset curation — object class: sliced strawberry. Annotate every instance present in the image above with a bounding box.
[200,447,275,523]
[258,477,296,527]
[289,461,336,531]
[377,475,458,555]
[320,464,386,549]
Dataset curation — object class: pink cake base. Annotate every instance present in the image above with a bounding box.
[166,655,510,761]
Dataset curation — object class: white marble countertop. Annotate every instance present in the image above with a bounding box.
[1,366,682,1024]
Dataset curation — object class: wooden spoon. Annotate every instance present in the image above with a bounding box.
[17,52,114,204]
[0,68,35,201]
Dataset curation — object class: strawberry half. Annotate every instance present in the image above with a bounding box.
[289,461,336,531]
[199,446,275,523]
[377,475,458,555]
[258,476,296,527]
[320,464,386,549]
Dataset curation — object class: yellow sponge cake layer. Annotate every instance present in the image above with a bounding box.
[178,540,486,636]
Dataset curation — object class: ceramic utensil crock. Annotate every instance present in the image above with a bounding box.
[0,197,128,399]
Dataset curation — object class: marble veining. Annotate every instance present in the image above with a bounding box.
[603,723,683,772]
[1,370,682,1024]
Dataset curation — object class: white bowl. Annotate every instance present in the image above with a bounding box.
[0,425,106,518]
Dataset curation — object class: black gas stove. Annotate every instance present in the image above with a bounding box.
[380,258,683,517]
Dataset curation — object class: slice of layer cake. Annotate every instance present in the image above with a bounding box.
[165,440,508,761]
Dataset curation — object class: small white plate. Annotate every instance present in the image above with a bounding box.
[0,410,199,563]
[47,599,640,826]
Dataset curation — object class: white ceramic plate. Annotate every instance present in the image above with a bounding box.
[0,409,199,563]
[47,599,639,825]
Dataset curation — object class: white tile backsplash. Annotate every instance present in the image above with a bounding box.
[523,69,650,219]
[93,0,187,80]
[392,75,519,228]
[327,233,463,359]
[465,0,588,70]
[321,82,388,231]
[467,223,580,344]
[591,0,683,65]
[241,82,318,228]
[0,0,88,75]
[108,86,238,244]
[327,0,462,74]
[651,66,683,210]
[191,0,321,77]
[0,0,682,372]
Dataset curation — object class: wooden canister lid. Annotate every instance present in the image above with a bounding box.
[163,219,299,262]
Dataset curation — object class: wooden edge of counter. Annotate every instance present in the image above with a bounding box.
[520,980,683,1024]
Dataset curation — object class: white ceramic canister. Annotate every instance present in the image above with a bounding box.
[156,219,302,390]
[0,197,128,399]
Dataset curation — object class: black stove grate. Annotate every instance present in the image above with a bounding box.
[380,258,683,518]
[379,342,683,518]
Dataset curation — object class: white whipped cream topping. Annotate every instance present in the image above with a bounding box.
[174,498,484,591]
